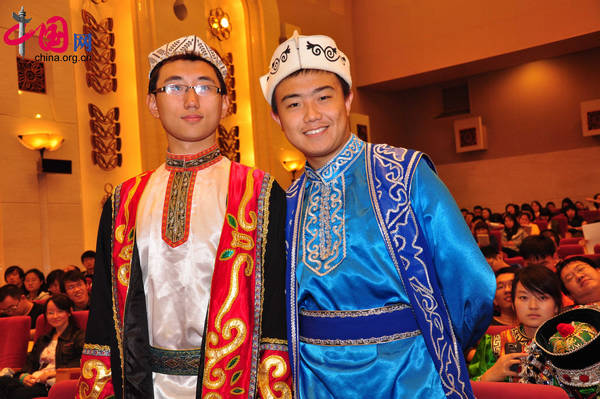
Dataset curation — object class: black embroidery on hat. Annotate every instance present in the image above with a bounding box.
[306,42,346,65]
[270,45,291,75]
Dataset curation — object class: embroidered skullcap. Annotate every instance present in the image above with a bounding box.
[534,306,600,388]
[148,35,227,79]
[259,30,352,104]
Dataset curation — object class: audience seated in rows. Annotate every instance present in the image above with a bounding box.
[0,294,84,399]
[469,265,562,382]
[0,285,44,329]
[60,271,90,311]
[556,256,600,307]
[23,269,50,302]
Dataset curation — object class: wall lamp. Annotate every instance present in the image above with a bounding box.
[282,159,303,181]
[208,8,231,41]
[17,133,72,174]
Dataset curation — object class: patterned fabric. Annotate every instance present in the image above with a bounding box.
[285,135,494,399]
[468,326,530,383]
[77,161,290,399]
[148,35,227,78]
[259,30,351,103]
[150,346,202,376]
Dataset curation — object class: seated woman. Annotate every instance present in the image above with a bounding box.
[23,269,50,302]
[501,214,528,258]
[0,294,84,399]
[518,212,540,236]
[468,265,562,382]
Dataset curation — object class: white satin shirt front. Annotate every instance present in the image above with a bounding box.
[136,157,230,399]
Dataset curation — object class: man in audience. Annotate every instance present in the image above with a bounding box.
[4,265,25,290]
[60,270,90,311]
[481,245,512,272]
[80,250,95,278]
[519,235,559,270]
[473,205,483,217]
[491,267,518,326]
[556,256,600,306]
[0,284,44,328]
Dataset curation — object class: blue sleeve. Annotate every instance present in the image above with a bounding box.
[410,161,495,349]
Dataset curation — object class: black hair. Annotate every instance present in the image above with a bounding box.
[511,265,562,312]
[473,220,489,232]
[270,69,351,115]
[503,213,521,240]
[505,203,519,215]
[148,53,227,95]
[495,266,519,278]
[561,197,575,210]
[46,269,65,287]
[489,213,504,223]
[519,235,555,260]
[555,256,599,296]
[473,205,483,211]
[593,193,600,210]
[518,211,533,222]
[480,245,499,259]
[0,284,24,302]
[4,265,24,281]
[60,270,86,293]
[43,293,75,330]
[81,250,96,263]
[540,229,560,248]
[24,268,47,295]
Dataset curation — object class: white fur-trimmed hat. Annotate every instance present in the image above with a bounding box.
[259,31,352,104]
[148,35,227,79]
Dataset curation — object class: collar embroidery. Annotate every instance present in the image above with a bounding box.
[300,135,364,276]
[165,145,222,171]
[305,135,364,183]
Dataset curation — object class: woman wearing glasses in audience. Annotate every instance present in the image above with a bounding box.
[0,294,84,399]
[469,265,562,382]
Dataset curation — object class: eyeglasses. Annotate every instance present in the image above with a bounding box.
[0,298,20,315]
[153,84,222,96]
[562,264,592,282]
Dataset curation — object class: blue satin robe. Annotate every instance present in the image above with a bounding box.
[292,136,494,398]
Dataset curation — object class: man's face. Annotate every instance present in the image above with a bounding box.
[0,295,27,316]
[147,59,228,154]
[82,257,95,275]
[5,270,23,286]
[494,273,515,310]
[560,261,600,304]
[272,71,353,169]
[64,279,89,307]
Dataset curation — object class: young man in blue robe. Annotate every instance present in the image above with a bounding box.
[260,31,496,398]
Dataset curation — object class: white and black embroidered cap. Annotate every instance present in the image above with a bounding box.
[148,35,227,79]
[259,30,352,104]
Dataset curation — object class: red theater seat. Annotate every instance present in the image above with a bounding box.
[471,381,569,398]
[557,244,584,259]
[0,316,30,370]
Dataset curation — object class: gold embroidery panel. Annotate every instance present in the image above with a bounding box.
[79,359,112,399]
